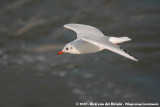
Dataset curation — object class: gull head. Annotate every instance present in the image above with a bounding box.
[57,43,79,55]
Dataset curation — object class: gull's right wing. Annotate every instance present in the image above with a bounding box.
[80,36,138,61]
[64,24,104,38]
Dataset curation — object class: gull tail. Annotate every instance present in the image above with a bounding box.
[109,36,139,61]
[109,37,131,44]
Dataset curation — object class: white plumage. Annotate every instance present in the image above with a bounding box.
[57,24,138,61]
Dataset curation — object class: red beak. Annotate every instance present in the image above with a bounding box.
[57,51,64,55]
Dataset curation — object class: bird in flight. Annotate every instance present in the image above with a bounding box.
[57,24,138,61]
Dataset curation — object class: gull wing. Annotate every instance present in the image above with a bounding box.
[64,24,104,38]
[80,36,138,61]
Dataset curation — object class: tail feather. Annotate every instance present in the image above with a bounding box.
[109,37,131,44]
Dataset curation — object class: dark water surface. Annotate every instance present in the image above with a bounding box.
[0,0,160,107]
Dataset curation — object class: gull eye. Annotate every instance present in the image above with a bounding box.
[66,48,68,50]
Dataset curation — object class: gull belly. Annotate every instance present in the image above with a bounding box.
[70,39,103,54]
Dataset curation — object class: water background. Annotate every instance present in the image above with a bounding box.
[0,0,160,107]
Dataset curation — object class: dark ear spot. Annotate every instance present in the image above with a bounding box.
[71,47,72,49]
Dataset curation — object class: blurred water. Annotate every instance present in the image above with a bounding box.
[0,0,160,107]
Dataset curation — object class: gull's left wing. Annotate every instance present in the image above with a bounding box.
[80,36,138,61]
